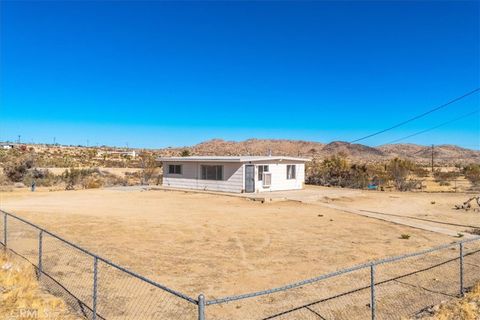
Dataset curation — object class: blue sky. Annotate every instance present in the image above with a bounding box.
[1,1,479,149]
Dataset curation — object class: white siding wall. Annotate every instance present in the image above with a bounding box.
[162,162,244,193]
[252,161,305,192]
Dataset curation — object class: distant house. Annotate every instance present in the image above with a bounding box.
[158,156,309,193]
[1,144,15,150]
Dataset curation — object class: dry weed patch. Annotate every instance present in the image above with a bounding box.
[0,252,81,320]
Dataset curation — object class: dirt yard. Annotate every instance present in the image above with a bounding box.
[327,189,480,235]
[0,187,470,301]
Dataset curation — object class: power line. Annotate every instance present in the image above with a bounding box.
[350,88,480,143]
[384,109,479,145]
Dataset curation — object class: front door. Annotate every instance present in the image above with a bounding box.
[245,165,255,193]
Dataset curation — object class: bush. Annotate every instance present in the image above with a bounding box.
[180,149,191,157]
[433,170,460,186]
[306,155,370,189]
[139,153,160,184]
[464,164,480,186]
[413,166,430,178]
[23,169,58,187]
[4,159,34,182]
[386,158,420,191]
[61,168,126,189]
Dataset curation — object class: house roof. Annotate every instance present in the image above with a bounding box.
[157,156,310,163]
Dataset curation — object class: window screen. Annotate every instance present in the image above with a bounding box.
[286,165,296,179]
[201,165,223,180]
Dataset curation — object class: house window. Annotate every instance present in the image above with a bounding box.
[286,165,296,179]
[257,165,269,180]
[168,164,182,175]
[201,165,223,181]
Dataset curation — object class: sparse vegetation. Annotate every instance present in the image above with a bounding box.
[433,170,460,186]
[0,142,478,192]
[386,158,421,191]
[469,228,480,236]
[400,234,411,240]
[0,252,80,320]
[464,164,480,187]
[61,168,127,190]
[180,149,191,157]
[418,282,480,319]
[3,158,34,182]
[306,154,372,189]
[306,155,423,191]
[139,153,161,185]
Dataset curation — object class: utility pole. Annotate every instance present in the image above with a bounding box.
[431,144,434,174]
[53,137,56,145]
[17,135,21,144]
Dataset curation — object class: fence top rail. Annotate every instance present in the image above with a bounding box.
[206,236,480,305]
[0,209,198,305]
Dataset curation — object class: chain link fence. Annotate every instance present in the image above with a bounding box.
[1,209,479,320]
[0,210,199,320]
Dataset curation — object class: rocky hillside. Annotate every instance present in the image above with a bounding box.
[166,139,480,165]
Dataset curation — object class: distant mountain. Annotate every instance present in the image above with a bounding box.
[162,139,479,165]
[322,141,385,158]
[377,143,480,164]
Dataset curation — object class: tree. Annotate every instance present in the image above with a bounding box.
[139,153,159,184]
[386,158,419,191]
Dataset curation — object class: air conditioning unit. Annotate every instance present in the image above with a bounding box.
[263,173,272,187]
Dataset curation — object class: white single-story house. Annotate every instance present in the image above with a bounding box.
[158,156,310,193]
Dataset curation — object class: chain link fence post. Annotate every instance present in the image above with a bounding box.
[459,242,464,296]
[198,294,205,320]
[370,263,376,320]
[38,230,43,279]
[93,256,98,320]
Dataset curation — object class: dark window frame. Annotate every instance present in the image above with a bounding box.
[168,164,182,175]
[201,165,224,181]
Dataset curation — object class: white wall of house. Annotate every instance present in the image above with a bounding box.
[162,160,305,193]
[162,161,244,193]
[251,161,305,192]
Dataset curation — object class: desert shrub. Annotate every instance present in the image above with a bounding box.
[82,176,103,189]
[433,170,460,186]
[23,169,58,187]
[413,166,430,178]
[464,164,480,186]
[3,159,34,182]
[386,158,421,191]
[139,153,160,184]
[180,149,191,157]
[309,156,424,191]
[306,155,370,189]
[0,172,10,186]
[369,165,389,188]
[348,164,370,189]
[61,168,126,189]
[61,168,100,189]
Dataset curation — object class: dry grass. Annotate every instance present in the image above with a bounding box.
[0,251,81,320]
[421,283,480,320]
